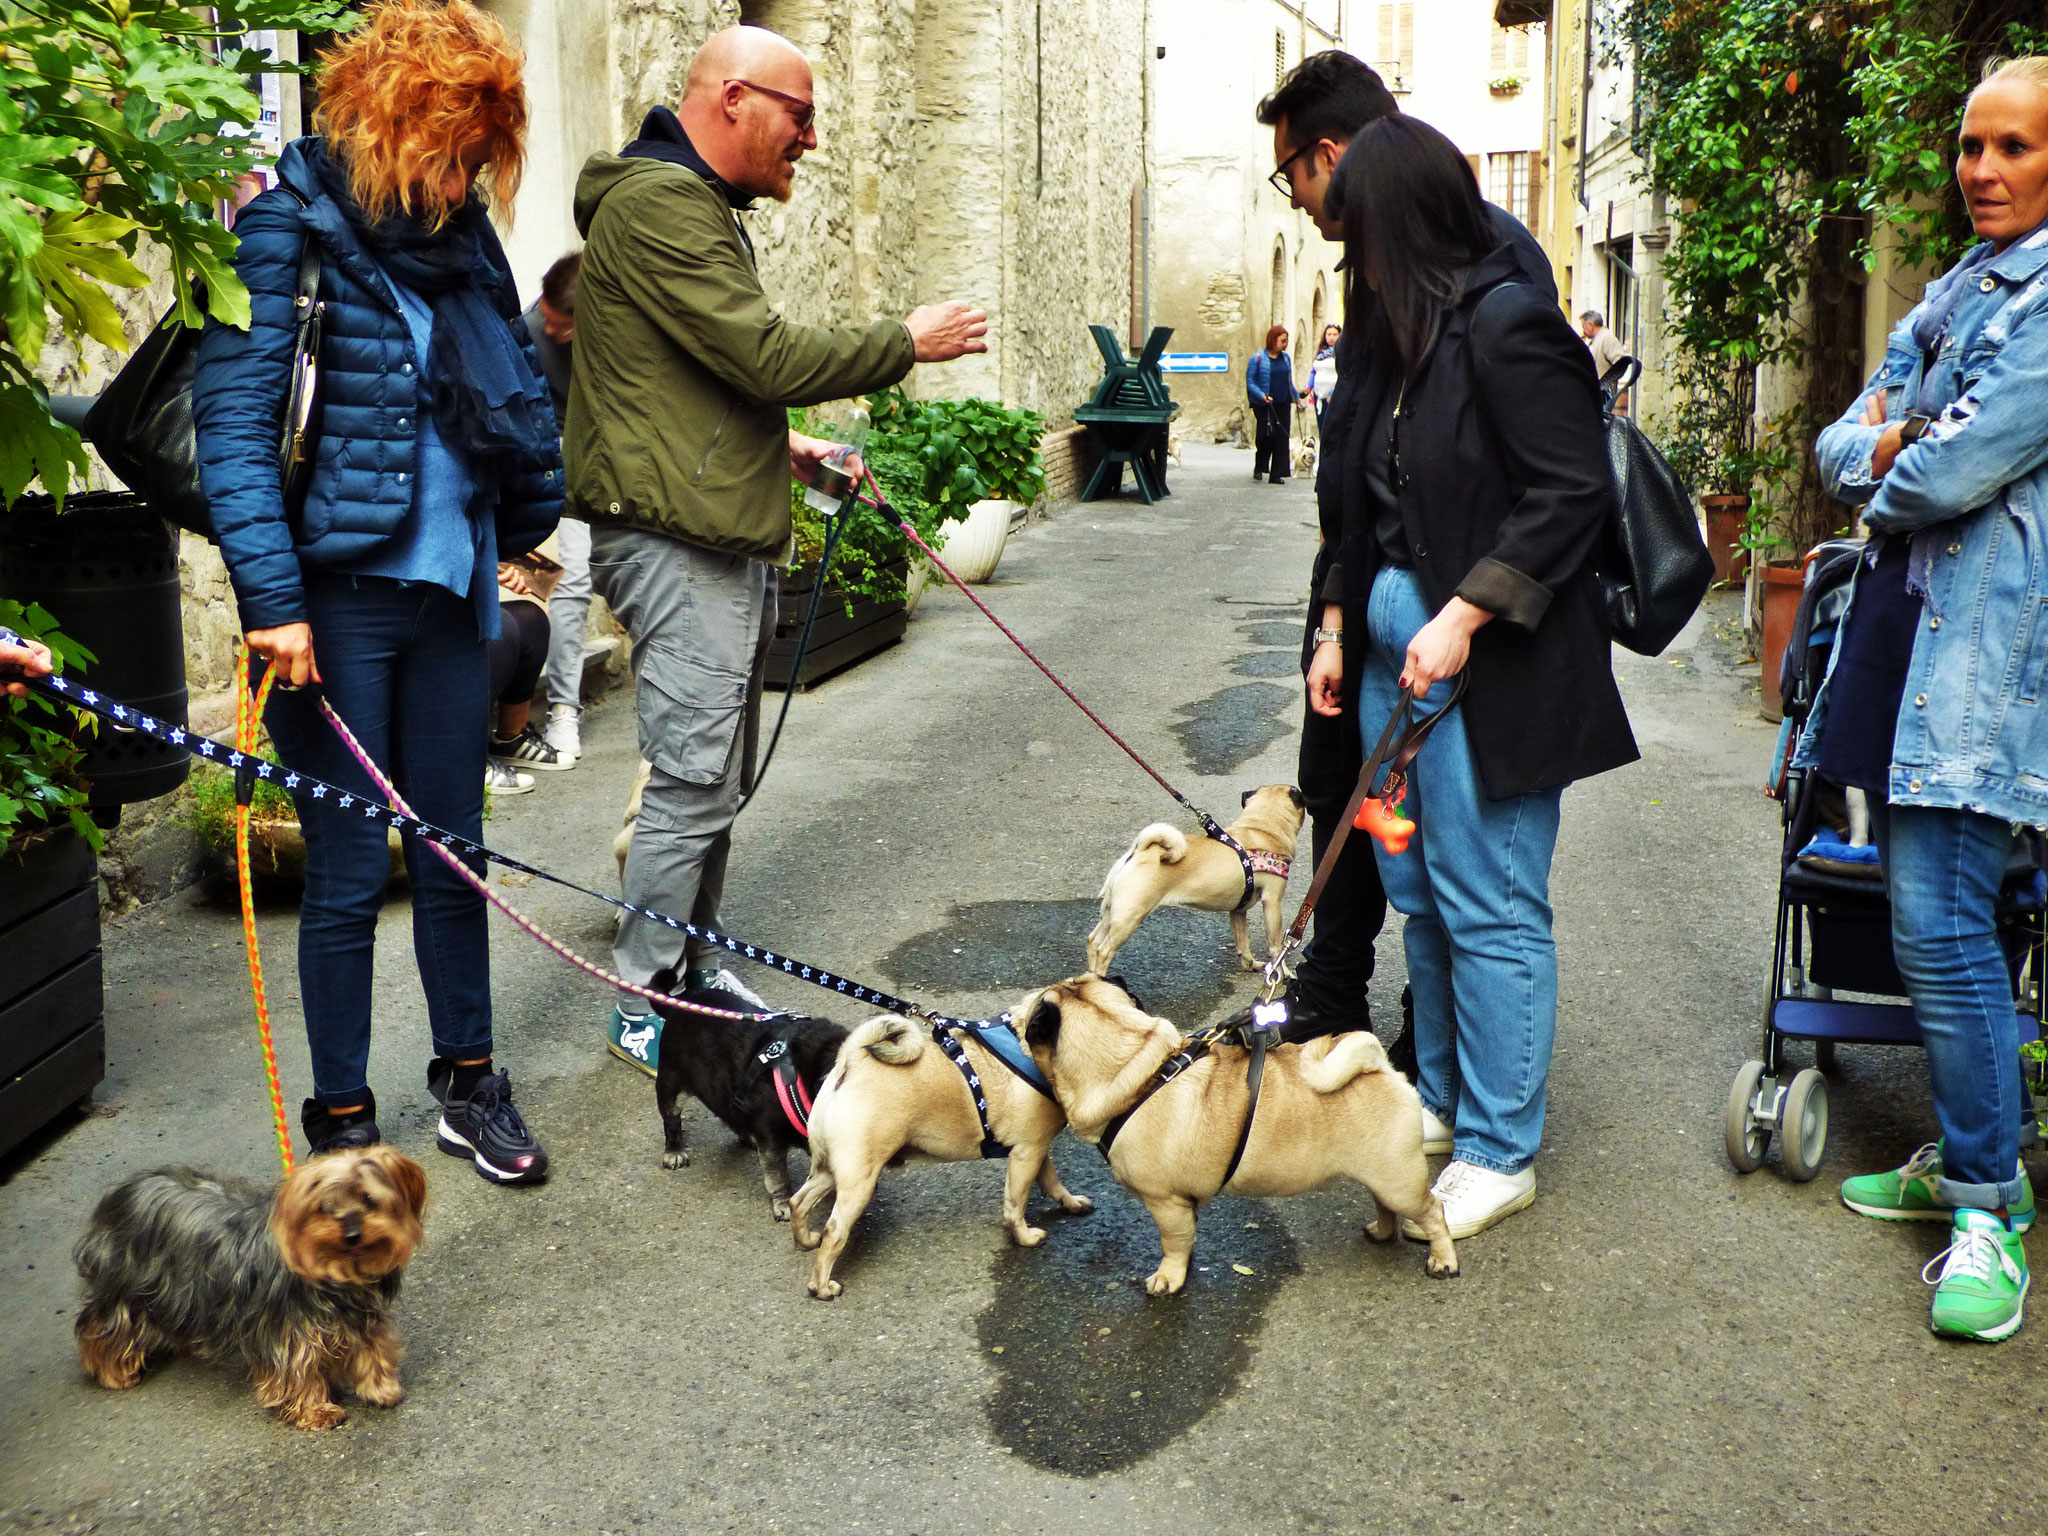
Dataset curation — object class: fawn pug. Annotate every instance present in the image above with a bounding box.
[1087,784,1304,975]
[789,989,1098,1300]
[1020,974,1458,1294]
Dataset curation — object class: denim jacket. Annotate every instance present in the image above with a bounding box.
[1799,228,2048,828]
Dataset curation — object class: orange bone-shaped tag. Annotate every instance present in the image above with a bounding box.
[1354,794,1415,854]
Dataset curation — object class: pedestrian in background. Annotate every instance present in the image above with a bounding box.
[191,0,562,1181]
[523,251,593,767]
[1247,325,1298,483]
[567,24,988,1075]
[1227,49,1556,1055]
[1309,322,1341,428]
[1306,115,1636,1239]
[1805,55,2048,1344]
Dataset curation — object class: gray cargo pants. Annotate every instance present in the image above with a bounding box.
[587,525,778,989]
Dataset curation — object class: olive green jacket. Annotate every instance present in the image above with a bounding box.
[565,154,915,558]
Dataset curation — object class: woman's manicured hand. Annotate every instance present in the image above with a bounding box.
[246,623,321,688]
[1860,391,1907,479]
[1402,597,1491,694]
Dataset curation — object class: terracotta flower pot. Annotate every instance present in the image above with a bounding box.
[1700,493,1751,584]
[1758,559,1805,722]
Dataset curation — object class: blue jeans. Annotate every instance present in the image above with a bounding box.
[1359,566,1563,1175]
[1868,800,2026,1209]
[265,573,493,1104]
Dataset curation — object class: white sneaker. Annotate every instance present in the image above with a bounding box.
[485,760,535,796]
[688,966,778,1014]
[1401,1159,1535,1240]
[544,703,583,762]
[1421,1103,1454,1155]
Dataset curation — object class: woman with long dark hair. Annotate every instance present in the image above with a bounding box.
[192,0,562,1181]
[1303,115,1636,1238]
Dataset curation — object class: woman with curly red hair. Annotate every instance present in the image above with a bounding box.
[192,0,563,1182]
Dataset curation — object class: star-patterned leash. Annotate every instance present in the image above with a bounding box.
[0,629,1028,1045]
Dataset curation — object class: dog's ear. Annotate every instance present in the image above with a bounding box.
[1103,973,1147,1013]
[1021,991,1063,1050]
[1287,785,1305,810]
[370,1147,428,1220]
[1239,787,1255,807]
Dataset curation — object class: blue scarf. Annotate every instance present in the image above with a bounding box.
[306,140,552,461]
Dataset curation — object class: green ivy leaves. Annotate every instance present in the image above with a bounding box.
[0,597,99,852]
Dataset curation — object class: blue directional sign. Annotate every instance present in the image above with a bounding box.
[1159,353,1230,373]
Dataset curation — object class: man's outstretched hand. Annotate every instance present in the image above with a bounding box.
[906,301,990,363]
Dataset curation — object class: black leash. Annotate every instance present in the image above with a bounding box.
[739,508,848,813]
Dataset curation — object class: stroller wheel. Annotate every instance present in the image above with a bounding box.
[1726,1060,1770,1173]
[1780,1068,1830,1182]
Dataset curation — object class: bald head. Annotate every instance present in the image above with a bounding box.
[675,25,817,201]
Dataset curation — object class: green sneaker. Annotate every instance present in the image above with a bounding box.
[1924,1209,2029,1342]
[607,1004,662,1076]
[1840,1143,2035,1232]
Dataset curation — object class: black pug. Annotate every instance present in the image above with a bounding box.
[650,971,849,1221]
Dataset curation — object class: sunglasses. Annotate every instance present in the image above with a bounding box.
[728,78,816,132]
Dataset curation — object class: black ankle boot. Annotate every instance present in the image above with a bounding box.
[301,1090,382,1155]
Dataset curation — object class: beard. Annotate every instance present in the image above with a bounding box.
[743,115,799,202]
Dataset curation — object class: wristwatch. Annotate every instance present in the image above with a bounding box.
[1898,413,1936,446]
[1313,627,1344,648]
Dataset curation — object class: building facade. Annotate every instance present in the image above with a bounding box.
[480,0,1153,432]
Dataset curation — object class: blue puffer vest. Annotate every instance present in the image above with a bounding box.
[192,138,563,632]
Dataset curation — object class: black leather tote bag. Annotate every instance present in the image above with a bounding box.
[1600,404,1714,656]
[85,186,323,540]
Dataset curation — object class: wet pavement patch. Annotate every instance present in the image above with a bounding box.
[1236,621,1303,648]
[979,1188,1300,1475]
[878,900,1246,1026]
[1231,650,1299,678]
[1170,681,1295,776]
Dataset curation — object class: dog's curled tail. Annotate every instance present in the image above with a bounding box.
[1133,823,1187,864]
[846,1014,926,1067]
[1298,1029,1394,1094]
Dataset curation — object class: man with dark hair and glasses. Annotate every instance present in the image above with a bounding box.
[1224,51,1555,1061]
[568,24,991,1072]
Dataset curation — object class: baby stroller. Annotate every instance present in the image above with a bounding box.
[1728,539,2048,1180]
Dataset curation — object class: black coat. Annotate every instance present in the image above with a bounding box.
[1301,207,1562,815]
[1329,244,1637,800]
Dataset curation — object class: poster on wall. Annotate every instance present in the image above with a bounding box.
[220,29,284,225]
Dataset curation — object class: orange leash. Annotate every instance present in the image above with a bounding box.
[232,648,292,1175]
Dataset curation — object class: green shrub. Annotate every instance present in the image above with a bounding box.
[0,598,99,852]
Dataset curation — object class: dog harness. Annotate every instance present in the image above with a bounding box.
[748,1028,814,1139]
[930,1024,1008,1159]
[1202,819,1291,913]
[1093,1001,1288,1196]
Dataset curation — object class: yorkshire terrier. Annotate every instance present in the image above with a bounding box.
[74,1146,427,1430]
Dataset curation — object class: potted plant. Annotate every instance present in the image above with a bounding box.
[0,598,106,1157]
[187,738,407,887]
[866,389,1046,584]
[1488,74,1526,97]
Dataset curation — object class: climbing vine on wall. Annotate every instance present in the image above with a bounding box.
[1618,0,2048,553]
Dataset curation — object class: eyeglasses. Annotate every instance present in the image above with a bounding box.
[1268,141,1313,197]
[727,78,816,132]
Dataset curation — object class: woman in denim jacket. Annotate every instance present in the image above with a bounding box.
[1806,57,2048,1341]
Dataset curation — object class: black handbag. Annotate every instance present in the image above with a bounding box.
[1596,359,1713,656]
[85,186,323,541]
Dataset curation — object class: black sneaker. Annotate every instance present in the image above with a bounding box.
[490,723,571,772]
[1216,984,1369,1045]
[427,1060,550,1185]
[302,1092,382,1155]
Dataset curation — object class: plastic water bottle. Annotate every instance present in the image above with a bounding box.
[804,406,870,518]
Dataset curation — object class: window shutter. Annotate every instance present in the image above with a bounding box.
[1378,4,1394,73]
[1491,25,1507,72]
[1512,29,1529,70]
[1398,3,1414,81]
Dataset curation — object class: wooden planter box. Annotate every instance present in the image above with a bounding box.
[0,829,104,1159]
[766,560,908,691]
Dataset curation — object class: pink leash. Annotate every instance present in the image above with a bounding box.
[315,699,762,1025]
